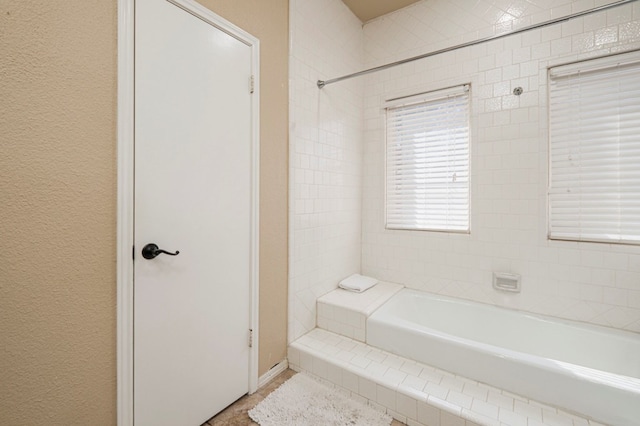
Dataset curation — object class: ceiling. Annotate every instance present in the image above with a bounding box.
[342,0,422,22]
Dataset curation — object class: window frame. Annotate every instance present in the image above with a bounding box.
[384,84,471,233]
[547,50,640,245]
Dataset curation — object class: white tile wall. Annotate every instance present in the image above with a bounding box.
[289,0,364,342]
[361,0,640,333]
[290,0,640,338]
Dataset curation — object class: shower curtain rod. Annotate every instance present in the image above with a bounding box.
[317,0,637,89]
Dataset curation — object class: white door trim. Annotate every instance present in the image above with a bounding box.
[117,1,260,424]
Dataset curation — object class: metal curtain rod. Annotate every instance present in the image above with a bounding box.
[317,0,637,89]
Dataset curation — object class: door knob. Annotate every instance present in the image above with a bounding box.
[141,243,180,260]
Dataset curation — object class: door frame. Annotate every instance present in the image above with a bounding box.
[117,1,260,424]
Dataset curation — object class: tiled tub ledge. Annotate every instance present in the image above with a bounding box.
[317,281,404,342]
[289,328,602,426]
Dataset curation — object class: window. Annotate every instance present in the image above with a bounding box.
[548,51,640,245]
[385,85,470,232]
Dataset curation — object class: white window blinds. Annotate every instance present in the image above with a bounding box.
[548,51,640,245]
[385,85,470,232]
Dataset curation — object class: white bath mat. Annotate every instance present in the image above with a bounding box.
[248,373,392,426]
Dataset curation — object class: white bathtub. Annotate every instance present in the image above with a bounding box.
[366,289,640,426]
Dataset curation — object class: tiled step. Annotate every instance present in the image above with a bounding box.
[316,281,404,341]
[289,328,601,426]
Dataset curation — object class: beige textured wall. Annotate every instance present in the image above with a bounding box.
[0,0,118,424]
[0,0,288,424]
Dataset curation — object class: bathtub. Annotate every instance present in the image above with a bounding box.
[366,289,640,426]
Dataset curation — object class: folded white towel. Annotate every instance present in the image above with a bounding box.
[338,274,378,293]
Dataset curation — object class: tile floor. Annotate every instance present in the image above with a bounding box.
[202,368,406,425]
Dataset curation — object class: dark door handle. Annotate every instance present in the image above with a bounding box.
[142,243,180,260]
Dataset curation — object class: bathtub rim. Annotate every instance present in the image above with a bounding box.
[367,288,640,391]
[371,287,640,344]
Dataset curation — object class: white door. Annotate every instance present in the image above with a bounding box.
[134,0,254,424]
